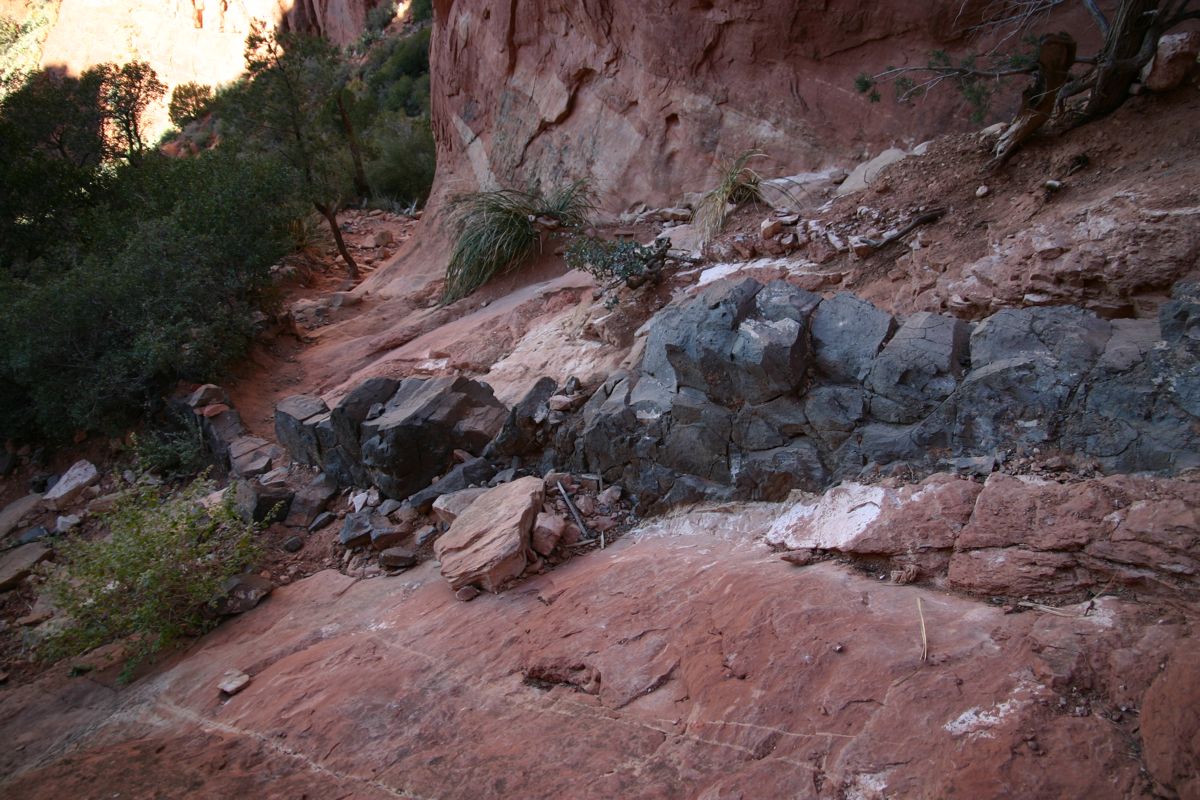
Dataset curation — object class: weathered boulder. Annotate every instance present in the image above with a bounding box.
[42,460,99,511]
[214,573,273,615]
[734,442,827,501]
[0,543,51,591]
[433,476,543,592]
[274,395,330,466]
[1141,637,1200,798]
[531,512,566,555]
[379,547,418,570]
[359,377,507,500]
[284,472,339,528]
[810,293,896,383]
[491,376,558,457]
[321,377,400,486]
[339,512,373,548]
[405,457,496,514]
[1142,30,1200,92]
[233,476,294,524]
[431,487,490,527]
[0,494,43,540]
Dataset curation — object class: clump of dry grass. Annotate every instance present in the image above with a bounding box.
[692,149,765,247]
[443,179,594,303]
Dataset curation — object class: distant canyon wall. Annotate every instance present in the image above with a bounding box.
[428,0,1094,210]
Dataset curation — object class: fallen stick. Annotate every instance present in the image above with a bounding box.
[556,481,594,545]
[862,208,946,250]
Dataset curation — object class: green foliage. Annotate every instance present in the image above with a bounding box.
[366,0,397,33]
[100,61,166,162]
[365,113,435,205]
[693,149,764,246]
[42,477,261,679]
[168,81,213,127]
[363,26,430,116]
[0,147,298,439]
[410,0,433,22]
[132,408,210,479]
[443,180,594,303]
[564,236,669,306]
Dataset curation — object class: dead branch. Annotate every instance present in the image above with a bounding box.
[861,208,946,250]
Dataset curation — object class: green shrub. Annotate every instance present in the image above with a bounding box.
[443,180,594,303]
[365,114,435,206]
[43,477,262,679]
[410,0,433,23]
[565,236,669,289]
[693,149,765,246]
[132,408,210,479]
[168,81,213,127]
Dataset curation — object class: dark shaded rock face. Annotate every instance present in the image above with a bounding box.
[276,376,507,501]
[575,277,1200,510]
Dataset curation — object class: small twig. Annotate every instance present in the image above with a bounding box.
[556,480,593,544]
[917,597,928,663]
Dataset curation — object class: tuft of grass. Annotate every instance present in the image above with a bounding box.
[442,179,594,303]
[693,149,765,247]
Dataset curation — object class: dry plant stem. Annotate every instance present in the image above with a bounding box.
[556,481,593,543]
[862,208,946,249]
[917,597,929,663]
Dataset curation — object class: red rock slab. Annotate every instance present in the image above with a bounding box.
[1,508,1185,799]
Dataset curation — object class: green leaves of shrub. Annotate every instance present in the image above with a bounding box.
[43,478,262,679]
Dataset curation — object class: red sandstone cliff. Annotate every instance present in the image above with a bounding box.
[427,0,1097,209]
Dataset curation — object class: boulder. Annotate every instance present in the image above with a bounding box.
[321,377,400,486]
[339,512,373,548]
[233,478,294,524]
[406,457,496,513]
[432,487,490,527]
[0,493,43,540]
[187,384,230,408]
[810,293,896,383]
[1141,637,1200,798]
[733,442,827,501]
[274,395,330,466]
[1142,31,1200,92]
[284,472,339,528]
[379,547,418,570]
[214,573,273,615]
[866,312,969,424]
[359,377,507,500]
[835,147,907,196]
[0,543,51,591]
[491,377,558,457]
[228,436,282,478]
[531,512,566,555]
[433,476,543,592]
[43,460,99,511]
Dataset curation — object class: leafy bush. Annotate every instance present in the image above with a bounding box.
[410,0,433,23]
[366,0,397,33]
[365,113,435,206]
[364,26,430,117]
[693,149,764,246]
[565,236,669,290]
[132,408,210,479]
[168,81,213,127]
[43,477,262,679]
[0,148,299,440]
[443,180,594,302]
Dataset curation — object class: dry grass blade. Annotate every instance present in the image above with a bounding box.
[917,597,928,662]
[693,149,766,247]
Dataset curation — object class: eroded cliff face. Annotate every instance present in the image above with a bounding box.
[428,0,1093,209]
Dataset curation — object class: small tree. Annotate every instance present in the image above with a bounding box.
[168,81,213,127]
[858,0,1200,165]
[229,22,360,277]
[100,60,165,163]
